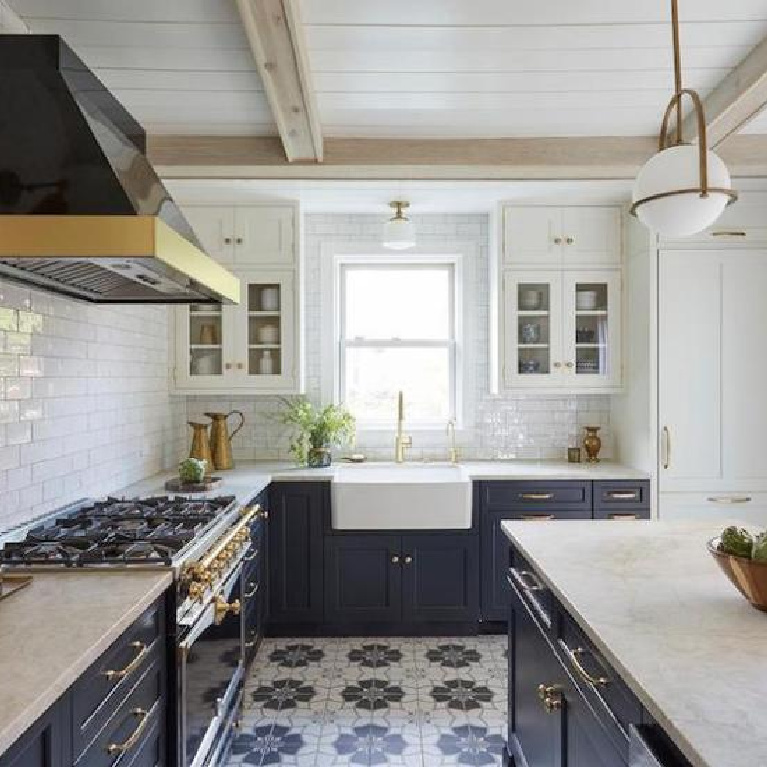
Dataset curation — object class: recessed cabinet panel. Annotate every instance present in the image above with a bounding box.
[504,207,561,265]
[562,207,621,266]
[182,205,236,264]
[234,206,295,267]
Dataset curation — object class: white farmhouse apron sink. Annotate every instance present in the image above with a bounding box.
[331,463,472,530]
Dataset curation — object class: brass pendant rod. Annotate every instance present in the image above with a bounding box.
[671,0,683,144]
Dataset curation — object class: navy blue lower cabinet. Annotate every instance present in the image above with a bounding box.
[401,533,479,623]
[268,482,327,623]
[0,697,70,767]
[324,535,402,622]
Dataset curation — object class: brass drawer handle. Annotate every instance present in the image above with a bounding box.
[107,707,150,754]
[103,641,148,681]
[519,493,554,501]
[510,568,545,592]
[707,495,752,505]
[606,491,639,500]
[564,644,609,688]
[711,230,746,237]
[521,514,555,521]
[244,582,259,599]
[608,513,639,521]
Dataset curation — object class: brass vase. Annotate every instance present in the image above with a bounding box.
[188,422,213,475]
[582,426,602,463]
[206,410,245,470]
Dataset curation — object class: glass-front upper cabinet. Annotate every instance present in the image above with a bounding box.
[177,303,234,388]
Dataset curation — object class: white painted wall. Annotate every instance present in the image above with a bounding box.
[187,214,613,462]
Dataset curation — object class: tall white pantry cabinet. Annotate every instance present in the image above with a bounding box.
[172,202,302,394]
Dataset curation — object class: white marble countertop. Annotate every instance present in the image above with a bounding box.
[0,570,172,757]
[117,459,648,503]
[501,520,767,767]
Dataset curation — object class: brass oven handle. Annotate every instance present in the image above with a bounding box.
[519,493,554,501]
[244,582,259,599]
[564,645,609,688]
[661,426,670,469]
[106,707,150,754]
[510,568,545,592]
[521,514,555,521]
[608,513,639,521]
[707,495,752,505]
[103,641,148,681]
[606,491,639,500]
[198,506,258,572]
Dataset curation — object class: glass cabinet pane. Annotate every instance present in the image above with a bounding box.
[573,281,609,376]
[516,282,551,375]
[247,283,282,376]
[188,304,223,377]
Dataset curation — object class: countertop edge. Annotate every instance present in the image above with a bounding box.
[501,523,706,767]
[0,571,173,758]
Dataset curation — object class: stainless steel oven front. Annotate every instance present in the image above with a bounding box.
[178,561,244,767]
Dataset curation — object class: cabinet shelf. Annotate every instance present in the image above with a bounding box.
[575,310,608,316]
[190,343,222,349]
[249,310,281,317]
[189,310,222,317]
[517,343,549,349]
[249,344,281,349]
[517,310,549,316]
[575,343,606,348]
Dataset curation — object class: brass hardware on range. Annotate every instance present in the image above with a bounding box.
[107,708,150,754]
[521,514,555,521]
[606,491,639,500]
[187,582,206,602]
[608,514,639,521]
[564,645,609,688]
[214,596,241,625]
[512,569,546,592]
[519,493,554,501]
[103,641,148,681]
[707,495,752,505]
[711,231,746,237]
[537,684,563,713]
[404,555,413,565]
[391,555,400,564]
[661,426,671,469]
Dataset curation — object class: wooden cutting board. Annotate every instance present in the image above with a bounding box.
[164,476,223,493]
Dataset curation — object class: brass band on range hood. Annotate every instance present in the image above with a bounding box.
[0,215,240,304]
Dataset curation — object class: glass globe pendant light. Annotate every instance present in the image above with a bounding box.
[631,0,737,237]
[383,200,416,250]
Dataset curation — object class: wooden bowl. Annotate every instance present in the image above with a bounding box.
[708,538,767,611]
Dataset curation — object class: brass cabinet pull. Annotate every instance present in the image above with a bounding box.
[510,568,545,592]
[707,495,752,505]
[564,645,609,688]
[519,492,554,501]
[661,426,670,469]
[103,641,148,681]
[521,514,555,521]
[606,491,638,500]
[107,708,150,754]
[608,513,638,520]
[711,230,746,237]
[537,684,563,713]
[391,554,400,564]
[244,582,259,599]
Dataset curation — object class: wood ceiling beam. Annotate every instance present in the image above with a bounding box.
[148,135,767,180]
[684,35,767,148]
[235,0,323,162]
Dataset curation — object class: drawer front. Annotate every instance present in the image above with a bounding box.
[593,481,650,517]
[75,655,164,767]
[558,614,641,754]
[508,547,553,629]
[72,601,163,757]
[482,481,592,513]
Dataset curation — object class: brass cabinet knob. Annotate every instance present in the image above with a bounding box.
[224,237,232,245]
[236,362,244,370]
[553,237,563,245]
[566,236,575,245]
[391,555,400,564]
[235,237,243,244]
[404,555,413,564]
[553,362,562,369]
[225,362,233,370]
[565,361,574,369]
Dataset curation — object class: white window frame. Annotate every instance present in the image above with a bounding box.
[320,242,477,435]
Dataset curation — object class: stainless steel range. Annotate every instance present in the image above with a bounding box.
[0,493,266,767]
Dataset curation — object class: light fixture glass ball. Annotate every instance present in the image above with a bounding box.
[383,216,416,250]
[632,144,733,237]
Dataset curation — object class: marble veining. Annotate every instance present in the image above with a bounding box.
[501,520,767,767]
[0,570,172,756]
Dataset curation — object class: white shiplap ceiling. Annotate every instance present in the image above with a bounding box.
[299,0,767,138]
[8,0,275,136]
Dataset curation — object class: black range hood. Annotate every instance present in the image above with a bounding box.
[0,35,239,304]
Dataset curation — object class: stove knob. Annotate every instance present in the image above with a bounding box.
[214,596,241,624]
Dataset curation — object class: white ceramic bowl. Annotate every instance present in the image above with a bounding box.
[576,291,598,311]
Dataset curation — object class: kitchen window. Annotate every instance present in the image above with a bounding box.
[339,263,458,427]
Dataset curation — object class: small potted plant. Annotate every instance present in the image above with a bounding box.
[277,397,355,468]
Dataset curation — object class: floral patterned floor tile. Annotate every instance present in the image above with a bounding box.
[420,724,506,767]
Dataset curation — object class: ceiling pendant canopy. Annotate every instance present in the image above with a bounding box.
[383,200,416,250]
[631,0,737,237]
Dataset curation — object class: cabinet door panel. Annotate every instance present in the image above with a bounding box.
[562,207,620,266]
[182,206,236,264]
[504,207,562,265]
[234,206,295,267]
[0,697,69,767]
[324,535,402,622]
[659,251,722,487]
[401,534,478,622]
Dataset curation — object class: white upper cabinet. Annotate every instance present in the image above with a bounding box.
[503,205,621,267]
[182,204,297,267]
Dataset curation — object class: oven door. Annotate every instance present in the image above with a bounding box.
[179,562,244,767]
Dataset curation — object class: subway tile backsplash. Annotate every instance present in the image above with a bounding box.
[0,282,185,532]
[186,214,612,463]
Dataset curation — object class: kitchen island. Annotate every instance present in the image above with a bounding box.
[501,520,767,767]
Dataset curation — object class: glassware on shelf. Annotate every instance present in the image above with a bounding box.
[260,287,280,311]
[259,350,274,375]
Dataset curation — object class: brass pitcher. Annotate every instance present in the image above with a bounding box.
[206,410,245,470]
[188,422,213,475]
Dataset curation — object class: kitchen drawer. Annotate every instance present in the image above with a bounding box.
[243,538,262,584]
[71,602,163,757]
[121,709,163,767]
[593,481,651,519]
[659,491,767,523]
[482,481,592,513]
[557,614,641,757]
[508,548,553,629]
[75,656,164,767]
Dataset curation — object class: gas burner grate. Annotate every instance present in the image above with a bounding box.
[79,540,178,566]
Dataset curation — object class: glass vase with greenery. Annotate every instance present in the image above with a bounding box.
[277,397,355,467]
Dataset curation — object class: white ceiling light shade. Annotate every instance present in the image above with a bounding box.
[383,200,416,250]
[631,0,736,237]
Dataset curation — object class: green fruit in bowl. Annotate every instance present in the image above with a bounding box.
[179,458,206,484]
[718,526,753,558]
